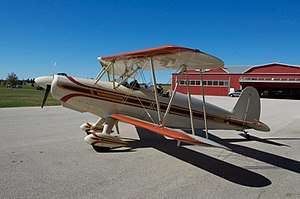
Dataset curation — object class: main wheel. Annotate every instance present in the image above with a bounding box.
[92,145,111,152]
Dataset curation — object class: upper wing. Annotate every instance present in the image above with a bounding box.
[98,45,224,76]
[111,114,227,149]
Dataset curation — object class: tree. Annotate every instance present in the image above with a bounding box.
[6,72,18,87]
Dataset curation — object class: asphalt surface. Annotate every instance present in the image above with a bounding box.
[0,97,299,199]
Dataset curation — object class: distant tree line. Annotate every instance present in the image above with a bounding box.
[0,72,35,88]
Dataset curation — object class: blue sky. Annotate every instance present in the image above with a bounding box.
[0,0,300,82]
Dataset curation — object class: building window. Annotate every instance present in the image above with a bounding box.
[179,80,229,87]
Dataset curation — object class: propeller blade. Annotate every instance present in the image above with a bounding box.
[52,62,57,77]
[41,84,51,108]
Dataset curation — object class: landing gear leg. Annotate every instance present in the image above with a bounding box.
[83,117,125,152]
[92,117,117,152]
[101,117,117,134]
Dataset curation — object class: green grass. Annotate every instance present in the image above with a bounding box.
[0,83,172,108]
[0,84,60,108]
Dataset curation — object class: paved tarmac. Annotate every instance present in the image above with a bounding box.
[0,97,299,199]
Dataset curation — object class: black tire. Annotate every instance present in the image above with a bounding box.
[92,145,111,152]
[229,94,233,97]
[245,134,250,140]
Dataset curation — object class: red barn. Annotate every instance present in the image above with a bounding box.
[172,63,300,99]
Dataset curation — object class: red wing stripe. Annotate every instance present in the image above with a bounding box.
[101,45,198,61]
[111,114,205,145]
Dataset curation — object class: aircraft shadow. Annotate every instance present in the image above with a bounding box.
[206,133,300,174]
[236,133,289,147]
[187,130,290,147]
[127,127,272,187]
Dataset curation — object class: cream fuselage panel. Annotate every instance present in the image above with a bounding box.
[51,75,239,130]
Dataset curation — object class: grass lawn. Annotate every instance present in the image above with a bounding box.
[0,82,172,108]
[0,84,60,108]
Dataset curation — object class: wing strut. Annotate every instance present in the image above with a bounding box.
[112,62,116,88]
[115,61,148,89]
[161,65,185,126]
[200,69,209,139]
[94,62,113,85]
[150,57,162,124]
[186,67,196,136]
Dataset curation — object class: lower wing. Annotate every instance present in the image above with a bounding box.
[111,114,227,149]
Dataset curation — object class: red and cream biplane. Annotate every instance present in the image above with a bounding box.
[35,45,270,152]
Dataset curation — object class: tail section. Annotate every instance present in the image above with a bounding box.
[232,86,260,122]
[231,86,270,132]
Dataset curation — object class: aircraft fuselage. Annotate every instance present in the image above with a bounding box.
[49,75,245,131]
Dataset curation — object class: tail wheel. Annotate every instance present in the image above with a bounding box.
[243,131,251,140]
[245,133,251,140]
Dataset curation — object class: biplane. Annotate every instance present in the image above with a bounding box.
[35,45,270,152]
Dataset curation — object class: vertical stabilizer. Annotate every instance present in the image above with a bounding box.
[231,86,270,132]
[231,86,261,122]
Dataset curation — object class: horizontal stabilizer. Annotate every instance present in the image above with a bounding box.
[111,114,227,149]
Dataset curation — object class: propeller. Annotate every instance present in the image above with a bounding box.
[52,62,57,77]
[41,84,51,108]
[36,62,56,108]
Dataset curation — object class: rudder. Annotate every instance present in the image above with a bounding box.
[231,86,261,122]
